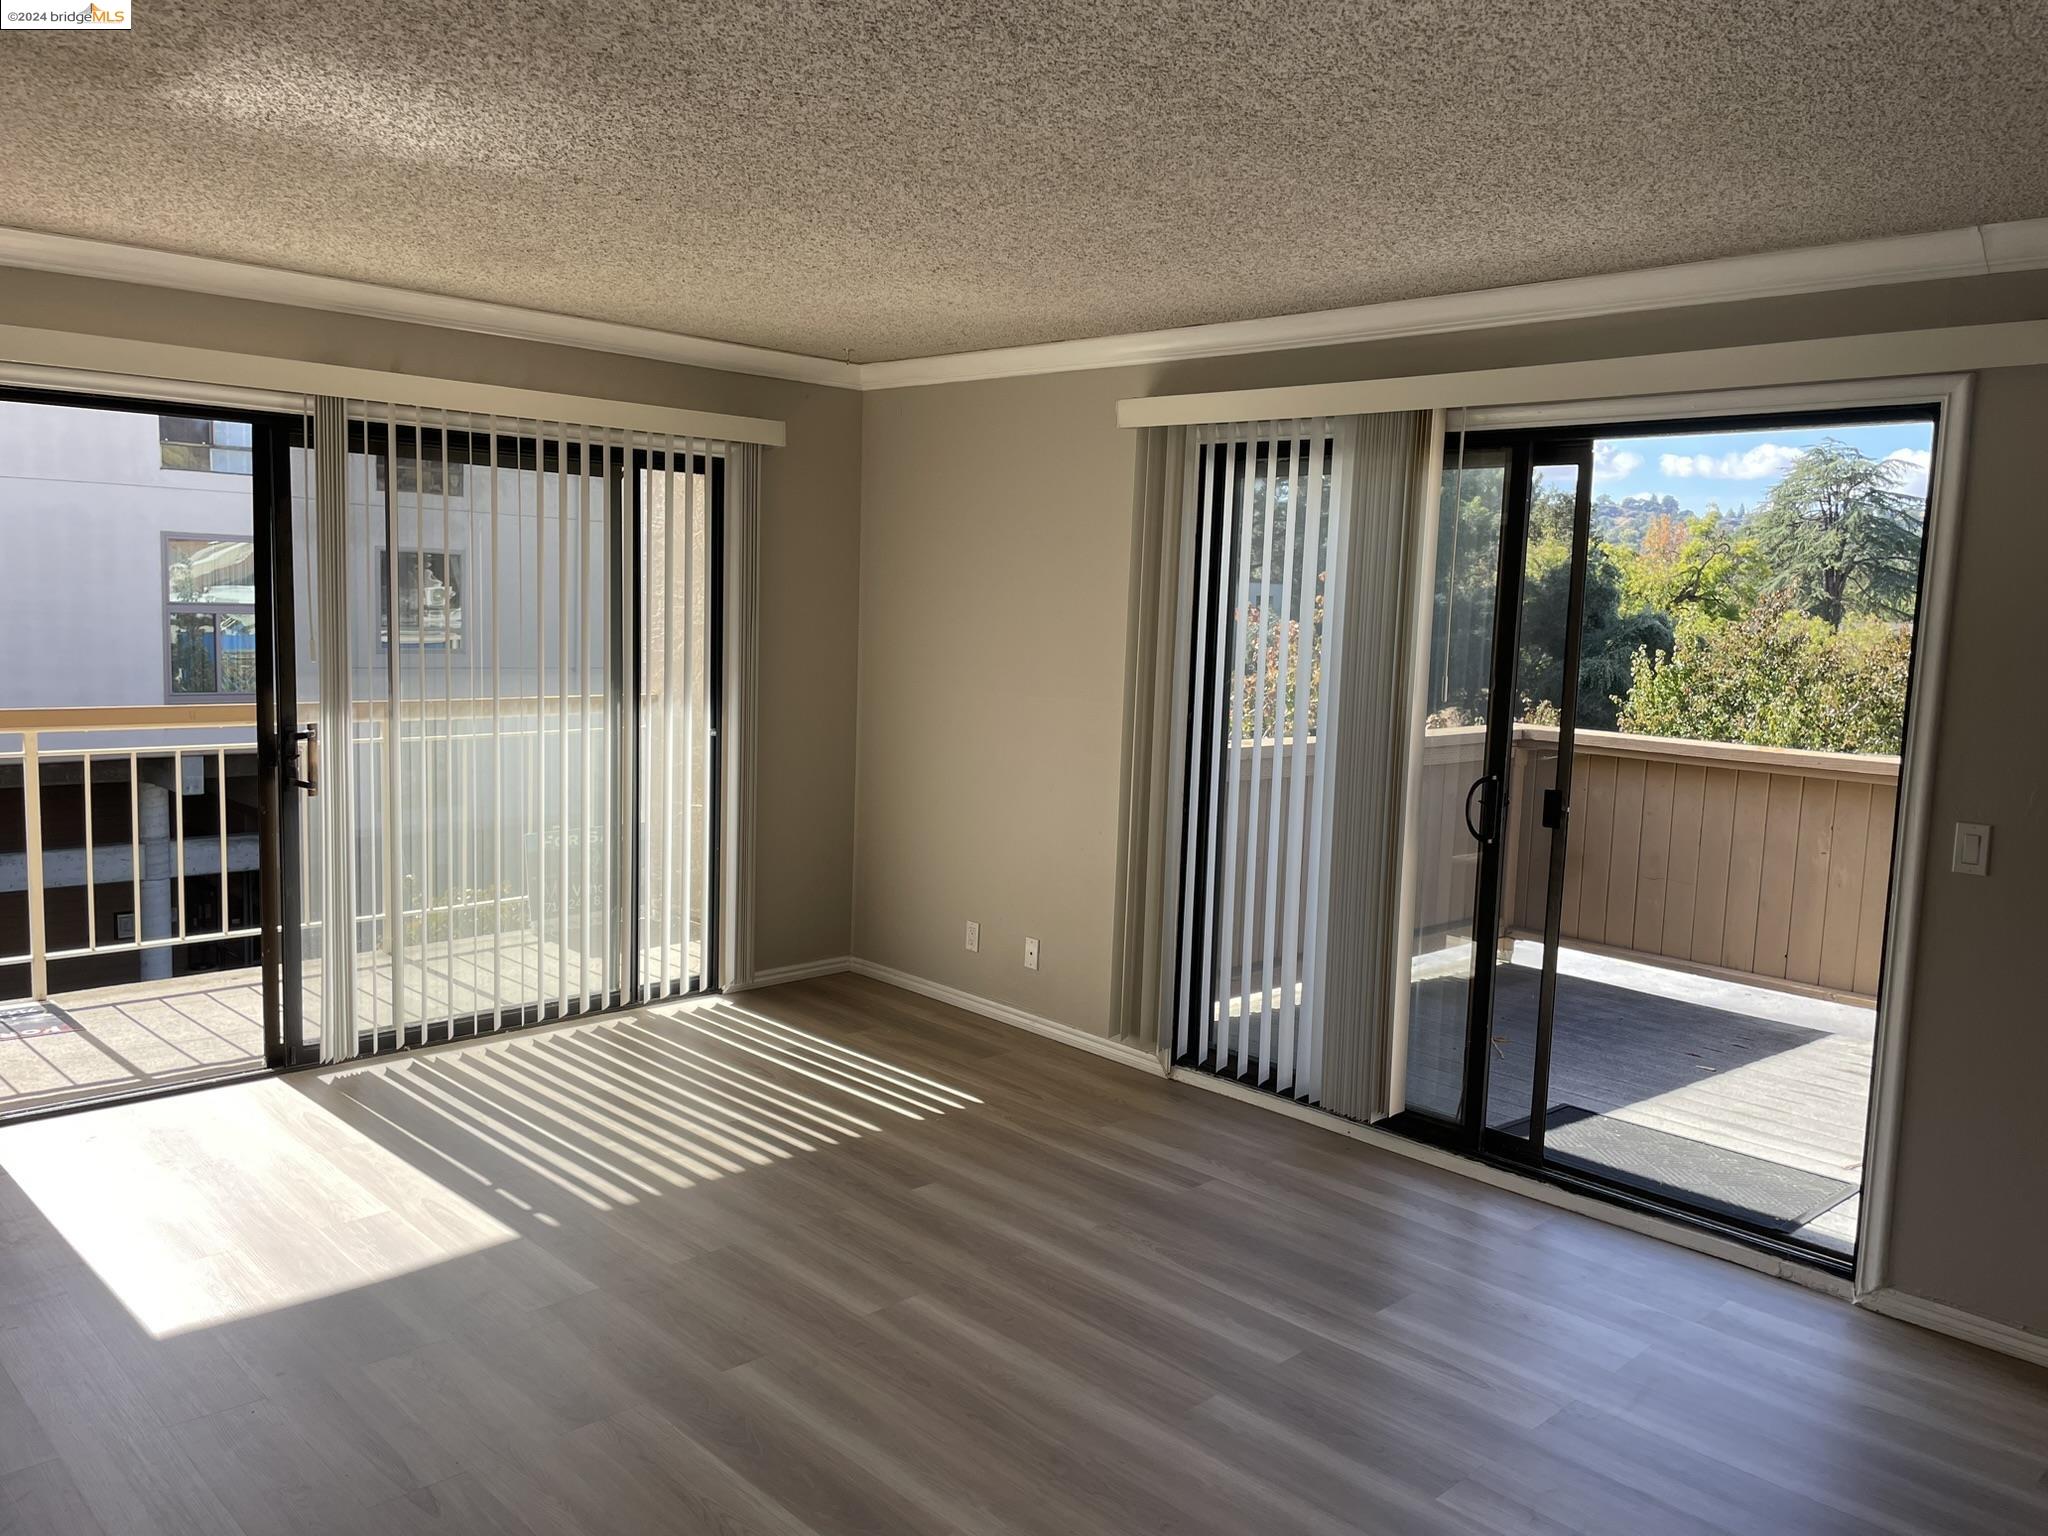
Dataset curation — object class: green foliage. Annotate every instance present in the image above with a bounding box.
[1614,508,1762,622]
[1592,492,1685,550]
[1425,466,1508,723]
[1417,439,1921,755]
[1512,532,1674,730]
[1616,594,1911,754]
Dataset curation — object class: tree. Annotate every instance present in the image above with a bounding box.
[1423,467,1507,722]
[1513,535,1673,730]
[1617,593,1911,754]
[1239,586,1323,741]
[1616,508,1761,622]
[1749,440,1923,629]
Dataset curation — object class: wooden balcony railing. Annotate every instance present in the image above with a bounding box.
[1498,726,1898,1000]
[1264,723,1899,1004]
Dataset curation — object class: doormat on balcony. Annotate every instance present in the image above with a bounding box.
[0,1003,78,1039]
[1506,1103,1857,1234]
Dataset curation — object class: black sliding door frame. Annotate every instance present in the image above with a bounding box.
[0,383,304,1114]
[0,388,732,1119]
[1382,428,1594,1159]
[1388,402,1943,1275]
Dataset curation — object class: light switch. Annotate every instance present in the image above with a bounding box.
[1952,822,1991,876]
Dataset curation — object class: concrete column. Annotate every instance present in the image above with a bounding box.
[138,780,173,982]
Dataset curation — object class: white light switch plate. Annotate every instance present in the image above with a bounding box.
[1952,822,1991,876]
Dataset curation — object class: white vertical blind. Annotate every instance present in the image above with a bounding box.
[1175,412,1436,1119]
[300,404,723,1061]
[1178,420,1346,1096]
[638,435,717,1001]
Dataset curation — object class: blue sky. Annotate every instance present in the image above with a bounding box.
[1590,419,1935,514]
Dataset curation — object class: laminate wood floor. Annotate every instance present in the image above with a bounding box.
[0,973,2042,1535]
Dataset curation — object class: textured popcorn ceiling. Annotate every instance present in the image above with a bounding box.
[3,2,2046,363]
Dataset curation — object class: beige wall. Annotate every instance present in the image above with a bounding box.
[857,371,1142,1031]
[1884,363,2048,1334]
[856,270,2048,1336]
[0,270,863,972]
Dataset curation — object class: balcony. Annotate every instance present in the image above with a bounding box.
[1215,724,1890,1251]
[0,705,263,1113]
[1,703,705,1118]
[1410,722,1891,1251]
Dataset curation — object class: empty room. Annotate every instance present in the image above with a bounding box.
[0,4,2044,1533]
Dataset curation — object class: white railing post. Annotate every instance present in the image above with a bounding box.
[22,728,47,1000]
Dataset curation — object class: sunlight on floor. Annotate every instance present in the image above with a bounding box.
[0,995,984,1342]
[0,1074,517,1340]
[316,997,985,1215]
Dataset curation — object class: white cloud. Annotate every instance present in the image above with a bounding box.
[1884,446,1932,498]
[1658,442,1806,481]
[1592,444,1642,482]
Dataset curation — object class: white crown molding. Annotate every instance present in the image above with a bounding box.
[5,219,2047,397]
[0,227,863,390]
[860,218,2048,390]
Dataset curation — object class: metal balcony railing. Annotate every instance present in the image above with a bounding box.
[0,705,260,1000]
[2,699,713,1006]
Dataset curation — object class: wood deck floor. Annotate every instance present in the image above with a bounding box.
[1405,943,1872,1252]
[0,938,700,1118]
[0,973,2040,1535]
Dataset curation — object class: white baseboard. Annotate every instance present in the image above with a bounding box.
[1856,1287,2048,1369]
[730,955,854,989]
[842,958,1166,1076]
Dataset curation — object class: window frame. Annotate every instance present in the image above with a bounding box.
[159,415,255,475]
[373,545,466,652]
[162,531,259,701]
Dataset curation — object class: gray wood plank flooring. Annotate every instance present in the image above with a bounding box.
[0,972,2041,1535]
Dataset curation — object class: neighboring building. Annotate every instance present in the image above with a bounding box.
[1,401,262,995]
[0,400,256,709]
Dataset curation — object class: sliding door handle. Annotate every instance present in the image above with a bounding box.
[289,724,320,796]
[1541,787,1565,829]
[1464,774,1501,843]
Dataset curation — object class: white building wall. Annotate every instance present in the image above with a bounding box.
[0,400,253,708]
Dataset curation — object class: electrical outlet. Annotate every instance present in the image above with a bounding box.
[965,920,980,953]
[1024,936,1040,971]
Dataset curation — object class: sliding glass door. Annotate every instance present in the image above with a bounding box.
[0,384,302,1117]
[286,411,724,1064]
[1395,434,1593,1142]
[1391,407,1938,1265]
[1399,441,1510,1122]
